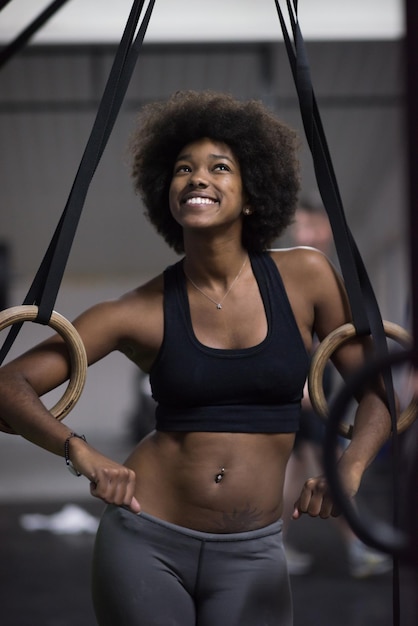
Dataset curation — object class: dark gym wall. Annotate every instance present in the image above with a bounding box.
[0,40,408,323]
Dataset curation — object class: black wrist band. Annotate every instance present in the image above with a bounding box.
[64,432,87,477]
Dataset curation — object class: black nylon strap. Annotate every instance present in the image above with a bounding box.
[0,0,155,364]
[274,1,400,622]
[0,1,14,12]
[274,0,397,412]
[35,0,155,324]
[0,0,72,70]
[275,1,368,335]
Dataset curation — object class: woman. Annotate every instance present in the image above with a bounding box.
[0,91,392,625]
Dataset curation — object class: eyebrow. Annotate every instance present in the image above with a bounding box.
[175,152,235,164]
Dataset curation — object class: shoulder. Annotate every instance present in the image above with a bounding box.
[107,272,166,335]
[267,247,351,338]
[75,273,164,325]
[120,273,165,310]
[71,273,165,369]
[268,246,337,284]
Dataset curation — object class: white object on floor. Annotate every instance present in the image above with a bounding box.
[19,504,100,535]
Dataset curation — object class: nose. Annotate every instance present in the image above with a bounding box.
[187,169,208,188]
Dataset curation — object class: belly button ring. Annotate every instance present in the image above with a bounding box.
[214,468,225,483]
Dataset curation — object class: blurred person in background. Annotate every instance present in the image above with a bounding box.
[282,193,392,578]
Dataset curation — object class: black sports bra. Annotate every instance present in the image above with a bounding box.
[149,252,310,433]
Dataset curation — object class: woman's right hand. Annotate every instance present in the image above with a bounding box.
[69,437,141,513]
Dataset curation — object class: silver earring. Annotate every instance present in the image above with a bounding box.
[243,207,252,216]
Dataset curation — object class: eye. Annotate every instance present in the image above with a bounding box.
[214,162,231,172]
[173,163,191,174]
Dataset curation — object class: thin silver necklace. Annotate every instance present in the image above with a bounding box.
[184,257,248,310]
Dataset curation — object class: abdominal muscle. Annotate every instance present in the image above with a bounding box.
[124,430,295,533]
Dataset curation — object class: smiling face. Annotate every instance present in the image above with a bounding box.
[168,137,248,237]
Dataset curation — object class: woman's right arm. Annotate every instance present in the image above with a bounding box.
[0,298,144,511]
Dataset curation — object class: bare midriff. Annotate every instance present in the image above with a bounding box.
[124,430,295,533]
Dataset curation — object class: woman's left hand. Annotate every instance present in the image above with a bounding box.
[292,475,339,519]
[292,467,361,520]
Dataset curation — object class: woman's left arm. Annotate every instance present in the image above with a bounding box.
[293,390,392,519]
[290,248,393,519]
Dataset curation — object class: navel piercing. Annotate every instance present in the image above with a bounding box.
[214,468,225,483]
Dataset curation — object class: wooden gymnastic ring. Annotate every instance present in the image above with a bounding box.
[308,321,418,439]
[0,305,87,434]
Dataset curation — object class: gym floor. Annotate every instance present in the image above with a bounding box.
[0,437,416,626]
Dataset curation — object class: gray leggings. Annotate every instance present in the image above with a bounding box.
[92,506,292,626]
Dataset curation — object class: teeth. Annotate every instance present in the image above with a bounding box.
[185,197,216,205]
